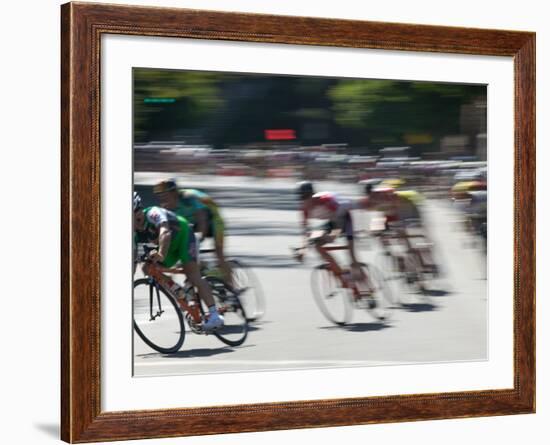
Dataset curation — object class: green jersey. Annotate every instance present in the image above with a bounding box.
[136,206,196,266]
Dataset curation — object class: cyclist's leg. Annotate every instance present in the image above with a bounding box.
[343,212,364,280]
[178,230,224,329]
[313,221,344,277]
[181,262,216,307]
[400,214,438,276]
[385,220,408,272]
[177,230,214,306]
[379,215,398,258]
[396,203,427,262]
[342,212,358,263]
[211,216,233,288]
[404,211,436,270]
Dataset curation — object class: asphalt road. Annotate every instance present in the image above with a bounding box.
[133,173,487,377]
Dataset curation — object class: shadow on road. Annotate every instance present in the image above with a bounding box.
[246,324,263,333]
[423,288,451,297]
[344,322,391,332]
[165,347,237,359]
[320,322,390,332]
[136,347,235,359]
[399,302,438,312]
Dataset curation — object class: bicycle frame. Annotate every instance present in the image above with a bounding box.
[310,244,363,299]
[142,263,202,324]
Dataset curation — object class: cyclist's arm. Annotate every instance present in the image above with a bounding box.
[301,208,310,249]
[157,222,171,260]
[194,208,209,240]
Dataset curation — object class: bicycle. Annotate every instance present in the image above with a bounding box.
[199,248,266,322]
[133,245,249,354]
[373,223,437,303]
[292,242,394,325]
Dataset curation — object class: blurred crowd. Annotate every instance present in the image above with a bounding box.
[135,143,486,199]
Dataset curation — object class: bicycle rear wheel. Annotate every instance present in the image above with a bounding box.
[228,259,265,322]
[311,264,352,325]
[133,278,185,354]
[355,263,395,321]
[203,277,249,347]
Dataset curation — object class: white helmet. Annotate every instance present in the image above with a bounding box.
[133,191,142,211]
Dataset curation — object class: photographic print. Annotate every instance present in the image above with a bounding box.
[132,68,488,377]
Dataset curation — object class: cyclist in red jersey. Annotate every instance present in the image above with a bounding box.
[295,181,362,283]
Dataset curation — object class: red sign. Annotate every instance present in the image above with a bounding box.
[264,129,296,140]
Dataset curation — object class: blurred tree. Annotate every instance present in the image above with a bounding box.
[134,69,224,142]
[328,79,485,149]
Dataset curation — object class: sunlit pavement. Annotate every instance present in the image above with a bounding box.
[133,174,487,377]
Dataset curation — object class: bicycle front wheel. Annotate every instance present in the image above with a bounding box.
[203,277,249,347]
[311,264,352,325]
[228,259,265,321]
[133,278,185,354]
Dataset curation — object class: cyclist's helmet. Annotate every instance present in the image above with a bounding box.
[296,181,315,200]
[133,191,142,212]
[359,178,383,195]
[153,178,178,194]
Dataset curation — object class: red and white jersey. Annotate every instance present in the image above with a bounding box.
[303,192,352,221]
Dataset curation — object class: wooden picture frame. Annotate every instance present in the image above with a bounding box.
[61,2,535,442]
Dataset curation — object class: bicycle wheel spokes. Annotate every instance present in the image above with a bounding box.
[311,265,352,325]
[133,278,185,354]
[205,277,248,347]
[228,260,265,322]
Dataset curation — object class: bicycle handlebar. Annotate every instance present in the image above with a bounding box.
[136,244,189,274]
[136,244,155,263]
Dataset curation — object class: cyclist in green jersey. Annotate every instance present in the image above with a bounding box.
[153,179,233,288]
[133,192,224,331]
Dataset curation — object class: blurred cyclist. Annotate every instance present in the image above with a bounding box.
[133,192,224,331]
[295,181,362,284]
[360,182,438,276]
[464,189,487,247]
[153,179,233,288]
[450,179,486,202]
